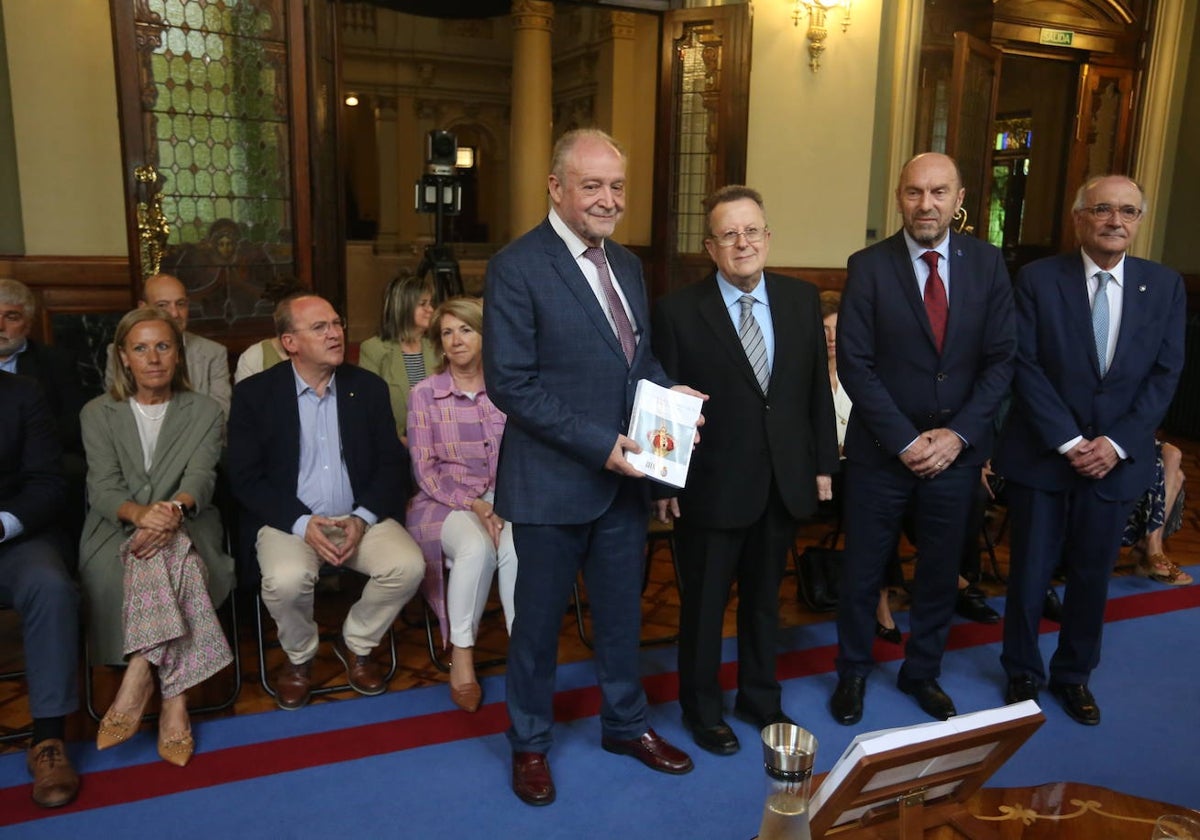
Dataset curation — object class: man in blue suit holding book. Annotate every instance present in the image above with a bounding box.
[484,128,698,806]
[996,175,1185,724]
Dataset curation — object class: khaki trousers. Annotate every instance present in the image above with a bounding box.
[256,517,423,663]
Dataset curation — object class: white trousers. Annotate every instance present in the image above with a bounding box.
[441,509,517,648]
[257,518,424,663]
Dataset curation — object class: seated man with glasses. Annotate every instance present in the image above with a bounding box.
[227,293,425,709]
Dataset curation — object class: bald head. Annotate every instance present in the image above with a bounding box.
[895,153,965,248]
[140,273,190,332]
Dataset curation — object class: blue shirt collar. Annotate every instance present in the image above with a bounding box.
[715,271,768,310]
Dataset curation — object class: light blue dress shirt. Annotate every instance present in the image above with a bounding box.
[289,366,378,537]
[715,271,775,371]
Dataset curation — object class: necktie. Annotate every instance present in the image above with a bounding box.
[738,294,770,394]
[921,251,948,353]
[583,246,636,364]
[1093,271,1112,376]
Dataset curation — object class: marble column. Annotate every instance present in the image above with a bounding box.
[509,0,554,237]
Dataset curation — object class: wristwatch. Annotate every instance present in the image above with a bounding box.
[170,500,194,519]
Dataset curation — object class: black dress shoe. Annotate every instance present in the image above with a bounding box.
[830,676,865,725]
[512,751,555,806]
[682,716,740,756]
[1042,588,1064,623]
[601,729,694,774]
[897,674,957,720]
[955,586,1001,624]
[875,622,902,644]
[1005,674,1039,704]
[732,704,796,731]
[1049,681,1100,726]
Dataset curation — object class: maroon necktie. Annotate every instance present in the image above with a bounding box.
[584,246,636,364]
[921,250,948,353]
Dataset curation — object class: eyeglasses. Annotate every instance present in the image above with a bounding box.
[289,317,346,337]
[1080,204,1143,223]
[710,227,768,248]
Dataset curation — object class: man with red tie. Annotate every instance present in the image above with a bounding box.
[830,153,1016,725]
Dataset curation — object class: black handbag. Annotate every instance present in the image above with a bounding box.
[795,546,841,612]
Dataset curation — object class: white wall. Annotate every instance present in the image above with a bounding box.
[3,0,126,256]
[747,0,882,268]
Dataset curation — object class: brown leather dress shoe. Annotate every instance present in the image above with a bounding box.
[512,751,555,806]
[333,639,386,696]
[27,739,79,808]
[601,728,694,774]
[276,659,312,710]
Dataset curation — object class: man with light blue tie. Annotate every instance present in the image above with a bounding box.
[996,175,1185,725]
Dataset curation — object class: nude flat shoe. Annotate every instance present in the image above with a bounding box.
[157,730,195,767]
[97,689,153,750]
[450,682,483,713]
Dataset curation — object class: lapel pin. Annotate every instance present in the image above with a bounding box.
[955,249,963,257]
[1138,285,1146,292]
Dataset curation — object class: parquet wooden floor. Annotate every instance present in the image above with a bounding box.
[3,434,1197,752]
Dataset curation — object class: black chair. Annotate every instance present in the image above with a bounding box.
[0,608,33,744]
[421,574,508,674]
[84,587,243,723]
[254,567,398,701]
[573,518,682,649]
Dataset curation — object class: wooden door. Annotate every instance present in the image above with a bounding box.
[109,0,339,345]
[946,32,1002,241]
[1060,63,1136,251]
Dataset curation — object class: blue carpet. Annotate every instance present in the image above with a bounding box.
[2,571,1197,838]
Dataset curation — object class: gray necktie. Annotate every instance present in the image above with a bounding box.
[1093,271,1112,376]
[583,246,636,364]
[738,294,770,394]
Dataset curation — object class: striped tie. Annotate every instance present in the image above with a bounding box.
[738,294,770,394]
[1093,271,1112,376]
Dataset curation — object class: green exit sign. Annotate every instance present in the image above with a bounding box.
[1039,28,1074,46]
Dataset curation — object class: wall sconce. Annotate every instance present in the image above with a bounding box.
[792,0,852,72]
[344,93,360,107]
[456,146,476,169]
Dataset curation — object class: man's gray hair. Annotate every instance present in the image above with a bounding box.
[1072,175,1148,213]
[0,278,36,318]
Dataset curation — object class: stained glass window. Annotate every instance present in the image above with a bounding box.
[137,0,294,326]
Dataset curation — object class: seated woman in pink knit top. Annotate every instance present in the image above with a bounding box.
[406,297,516,713]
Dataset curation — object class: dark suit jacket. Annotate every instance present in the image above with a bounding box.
[652,272,839,526]
[994,252,1186,501]
[16,339,85,454]
[226,361,411,542]
[836,230,1016,467]
[0,372,66,537]
[483,218,673,525]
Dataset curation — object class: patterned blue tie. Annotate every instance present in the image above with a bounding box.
[1092,271,1112,376]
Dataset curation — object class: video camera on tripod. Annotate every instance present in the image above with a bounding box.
[414,129,464,300]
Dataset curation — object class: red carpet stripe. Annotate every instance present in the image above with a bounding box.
[3,583,1197,826]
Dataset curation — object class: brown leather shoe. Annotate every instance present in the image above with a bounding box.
[27,739,79,808]
[333,638,386,696]
[276,659,312,710]
[601,728,694,775]
[512,751,555,806]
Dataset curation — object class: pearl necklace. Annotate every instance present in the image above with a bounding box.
[132,398,169,422]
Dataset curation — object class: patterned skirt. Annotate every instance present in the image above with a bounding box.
[1122,441,1186,547]
[121,529,233,699]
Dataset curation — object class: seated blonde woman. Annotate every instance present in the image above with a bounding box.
[406,297,516,712]
[79,309,234,766]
